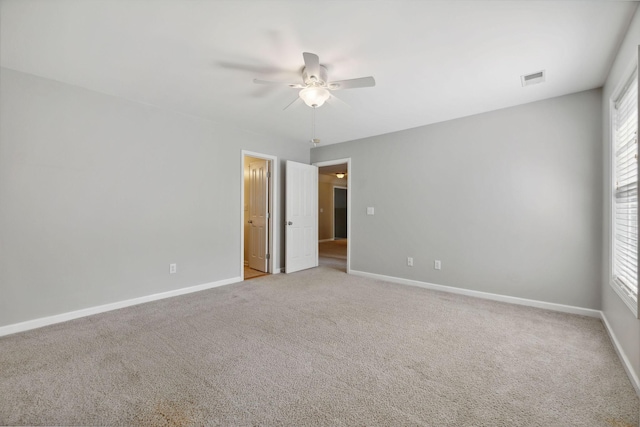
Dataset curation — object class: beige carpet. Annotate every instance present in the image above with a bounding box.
[0,266,638,426]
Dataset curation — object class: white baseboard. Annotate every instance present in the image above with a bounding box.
[600,312,640,396]
[318,238,334,243]
[0,276,242,337]
[349,270,601,318]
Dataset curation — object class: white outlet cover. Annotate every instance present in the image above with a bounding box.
[367,207,375,215]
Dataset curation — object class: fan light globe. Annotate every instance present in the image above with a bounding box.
[299,87,330,108]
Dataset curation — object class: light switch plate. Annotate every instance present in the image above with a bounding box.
[367,207,375,215]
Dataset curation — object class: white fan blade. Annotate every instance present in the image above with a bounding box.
[328,76,375,90]
[327,93,351,109]
[253,78,304,88]
[302,52,320,81]
[283,96,302,110]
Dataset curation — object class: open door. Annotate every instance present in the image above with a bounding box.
[248,159,269,272]
[285,160,318,273]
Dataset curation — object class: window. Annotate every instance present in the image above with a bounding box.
[612,67,639,315]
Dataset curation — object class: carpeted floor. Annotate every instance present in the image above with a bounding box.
[0,266,637,426]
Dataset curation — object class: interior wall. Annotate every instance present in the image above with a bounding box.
[312,88,603,310]
[0,68,309,328]
[601,6,640,389]
[318,173,348,241]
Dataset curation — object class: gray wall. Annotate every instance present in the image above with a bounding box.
[601,7,640,387]
[312,88,603,310]
[0,68,308,327]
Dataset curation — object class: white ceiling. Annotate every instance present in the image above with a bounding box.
[1,0,637,147]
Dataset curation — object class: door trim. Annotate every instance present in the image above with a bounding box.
[248,158,269,272]
[241,150,278,279]
[313,158,351,274]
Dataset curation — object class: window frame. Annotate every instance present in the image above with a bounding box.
[610,63,639,318]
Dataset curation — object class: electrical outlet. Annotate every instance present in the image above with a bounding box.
[434,260,441,270]
[170,263,177,274]
[407,257,413,267]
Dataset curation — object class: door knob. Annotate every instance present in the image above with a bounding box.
[287,221,293,225]
[248,220,253,224]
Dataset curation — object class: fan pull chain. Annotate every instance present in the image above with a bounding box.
[311,106,319,147]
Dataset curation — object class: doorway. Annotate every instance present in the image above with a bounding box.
[334,187,347,239]
[241,151,277,280]
[314,159,351,273]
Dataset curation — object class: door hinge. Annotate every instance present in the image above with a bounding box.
[266,253,270,260]
[267,171,271,178]
[266,212,270,219]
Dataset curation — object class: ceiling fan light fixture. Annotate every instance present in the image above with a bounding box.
[299,86,330,108]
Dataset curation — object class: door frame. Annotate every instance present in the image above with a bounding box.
[241,150,278,279]
[248,158,269,272]
[313,158,351,274]
[333,186,348,239]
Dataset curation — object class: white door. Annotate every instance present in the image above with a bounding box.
[249,159,269,272]
[285,161,318,273]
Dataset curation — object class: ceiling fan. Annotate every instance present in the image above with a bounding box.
[253,52,375,109]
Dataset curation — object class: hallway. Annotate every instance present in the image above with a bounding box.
[319,239,347,272]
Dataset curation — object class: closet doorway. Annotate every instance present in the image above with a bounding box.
[241,151,276,280]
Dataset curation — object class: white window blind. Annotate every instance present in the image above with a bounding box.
[613,70,638,300]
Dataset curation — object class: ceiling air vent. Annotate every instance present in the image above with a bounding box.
[521,70,545,87]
